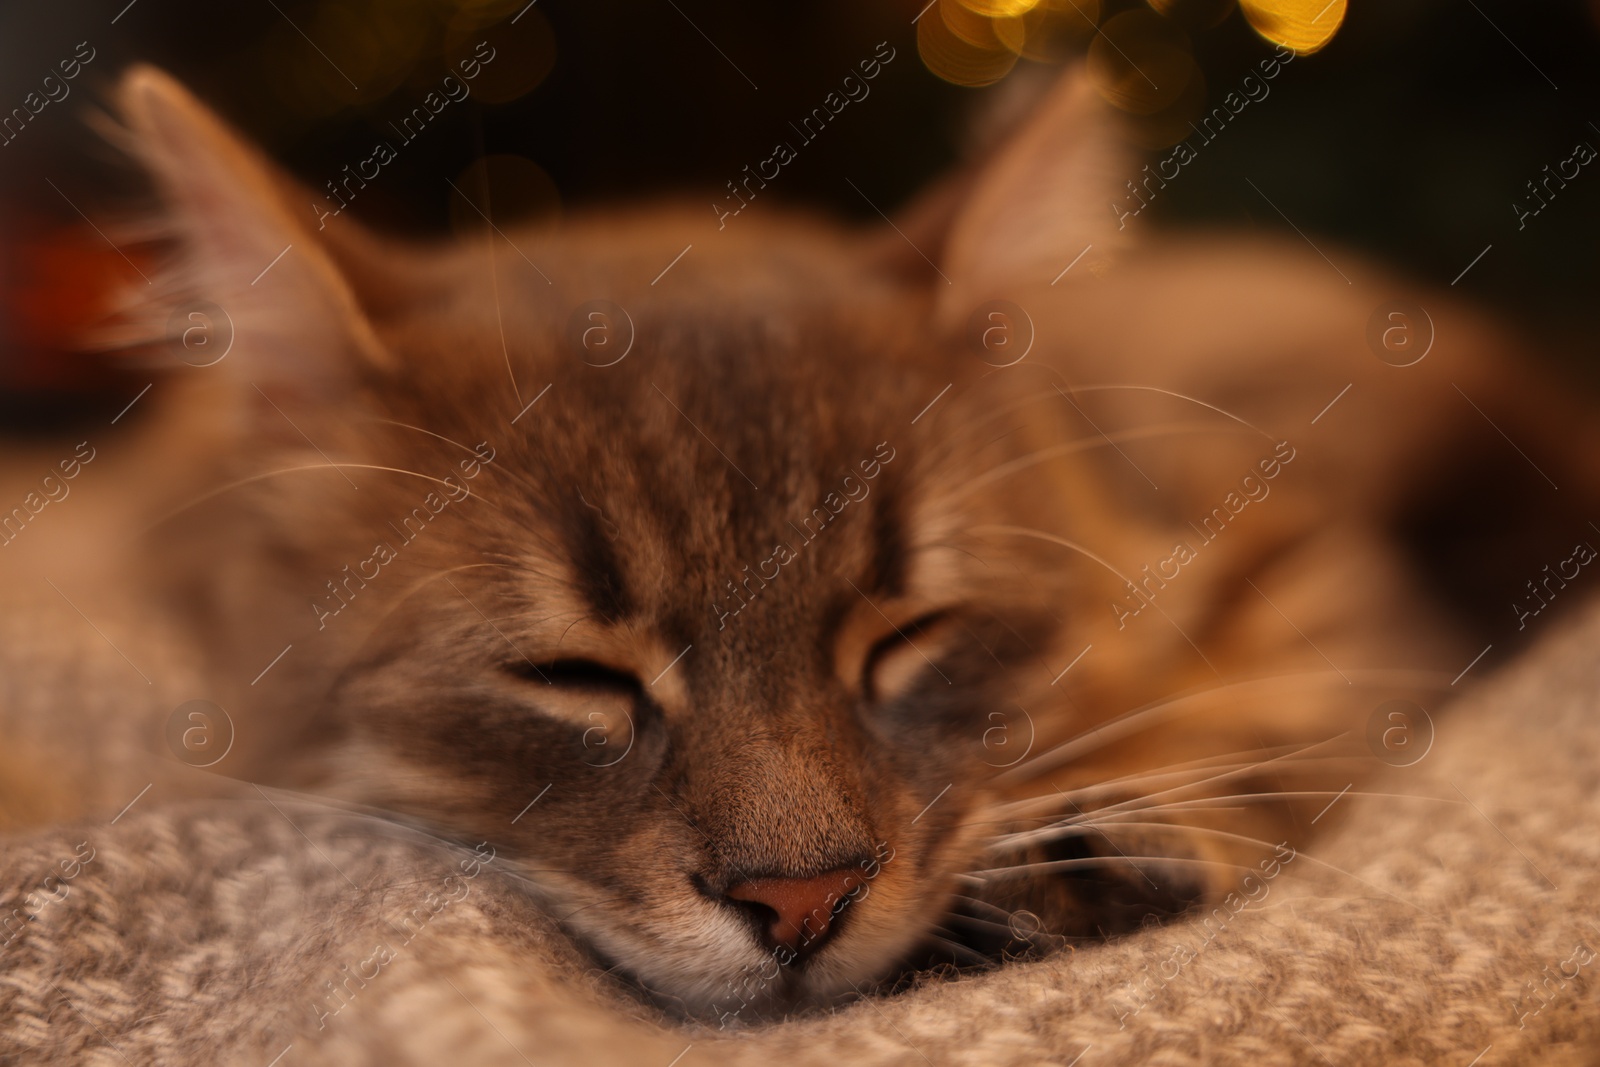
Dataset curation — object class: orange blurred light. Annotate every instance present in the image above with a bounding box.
[1239,0,1346,54]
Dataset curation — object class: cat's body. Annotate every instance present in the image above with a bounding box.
[2,63,1597,1060]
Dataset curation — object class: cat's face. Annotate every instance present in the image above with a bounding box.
[274,217,1089,1014]
[115,67,1382,1019]
[118,65,1116,1012]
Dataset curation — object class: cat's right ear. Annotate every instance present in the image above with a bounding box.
[115,65,392,397]
[932,69,1135,325]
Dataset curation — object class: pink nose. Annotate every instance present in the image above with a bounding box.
[724,868,864,953]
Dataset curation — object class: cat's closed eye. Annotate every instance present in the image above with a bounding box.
[860,609,957,705]
[501,659,648,752]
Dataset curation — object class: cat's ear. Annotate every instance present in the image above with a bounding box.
[116,65,391,394]
[937,69,1133,323]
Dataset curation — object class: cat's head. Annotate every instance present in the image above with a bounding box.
[111,66,1371,1016]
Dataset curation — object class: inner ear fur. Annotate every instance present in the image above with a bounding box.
[115,64,394,395]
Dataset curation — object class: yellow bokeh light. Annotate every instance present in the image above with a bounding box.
[918,4,1019,87]
[956,0,1043,17]
[942,0,1009,50]
[1238,0,1346,54]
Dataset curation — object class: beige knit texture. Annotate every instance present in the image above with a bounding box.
[3,598,1598,1066]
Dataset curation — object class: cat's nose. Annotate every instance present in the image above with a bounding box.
[724,868,864,956]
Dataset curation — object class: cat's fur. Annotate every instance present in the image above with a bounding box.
[2,62,1597,1059]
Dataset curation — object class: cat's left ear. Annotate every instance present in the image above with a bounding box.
[117,65,392,393]
[936,69,1134,324]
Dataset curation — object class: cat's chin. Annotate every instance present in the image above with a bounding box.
[559,899,929,1023]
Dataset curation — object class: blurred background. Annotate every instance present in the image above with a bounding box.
[2,0,1597,426]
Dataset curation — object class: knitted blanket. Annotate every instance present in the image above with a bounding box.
[3,597,1597,1066]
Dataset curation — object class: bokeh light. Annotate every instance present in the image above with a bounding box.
[916,0,1346,93]
[1239,0,1346,54]
[918,0,1020,87]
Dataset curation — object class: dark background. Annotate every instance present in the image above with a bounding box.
[2,0,1597,419]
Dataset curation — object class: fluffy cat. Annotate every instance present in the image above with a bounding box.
[2,61,1595,1036]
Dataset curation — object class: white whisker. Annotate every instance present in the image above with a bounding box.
[969,854,1248,881]
[142,460,502,533]
[991,744,1363,818]
[995,790,1458,852]
[367,417,489,458]
[946,422,1251,501]
[1066,383,1279,442]
[1001,669,1454,780]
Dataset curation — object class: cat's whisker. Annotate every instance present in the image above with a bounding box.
[925,930,996,965]
[943,422,1254,502]
[1009,819,1430,913]
[989,746,1366,819]
[232,783,522,872]
[1004,736,1365,835]
[1051,731,1366,814]
[960,522,1226,675]
[941,911,1030,938]
[1065,787,1460,827]
[1066,383,1280,442]
[944,892,1023,923]
[989,760,1369,824]
[1000,667,1455,780]
[1019,738,1359,825]
[965,523,1132,589]
[365,417,488,459]
[141,460,503,533]
[337,463,506,511]
[347,562,516,652]
[986,790,1437,854]
[482,609,591,629]
[967,853,1248,882]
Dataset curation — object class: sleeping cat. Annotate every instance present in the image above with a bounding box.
[2,61,1593,1030]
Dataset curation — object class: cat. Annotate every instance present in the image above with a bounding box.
[2,60,1596,1035]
